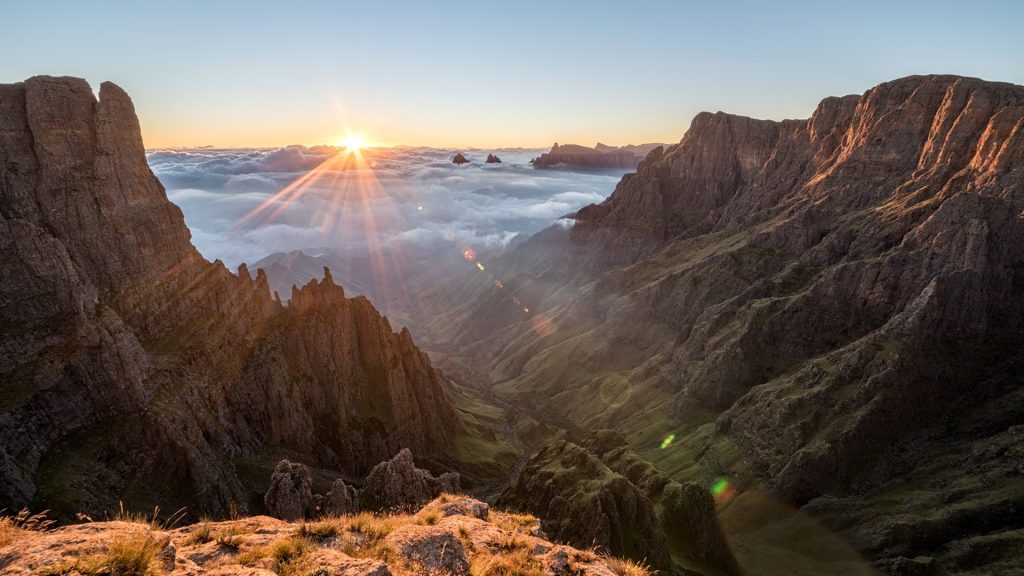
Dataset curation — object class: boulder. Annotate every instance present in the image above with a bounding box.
[264,460,314,520]
[383,525,469,575]
[452,153,470,165]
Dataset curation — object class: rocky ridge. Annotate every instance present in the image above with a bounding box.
[0,76,459,518]
[407,75,1024,574]
[0,495,654,576]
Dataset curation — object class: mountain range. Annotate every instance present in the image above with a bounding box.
[2,74,1023,575]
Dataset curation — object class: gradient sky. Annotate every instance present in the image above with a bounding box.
[3,1,1022,148]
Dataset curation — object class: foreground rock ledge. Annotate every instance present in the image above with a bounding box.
[0,496,650,576]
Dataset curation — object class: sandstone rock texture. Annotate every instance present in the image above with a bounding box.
[0,77,458,518]
[412,75,1024,574]
[0,496,640,576]
[383,524,470,575]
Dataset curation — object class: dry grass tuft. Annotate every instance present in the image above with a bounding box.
[298,519,342,540]
[238,534,316,574]
[495,533,530,552]
[40,532,165,576]
[470,548,545,576]
[187,521,213,544]
[417,510,441,526]
[490,510,539,535]
[602,555,654,576]
[113,502,187,531]
[345,512,401,540]
[213,524,248,549]
[1,508,55,547]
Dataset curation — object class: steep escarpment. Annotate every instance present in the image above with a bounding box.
[410,75,1024,573]
[0,77,458,518]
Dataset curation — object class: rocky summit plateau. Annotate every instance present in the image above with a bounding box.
[531,143,667,170]
[2,72,1024,576]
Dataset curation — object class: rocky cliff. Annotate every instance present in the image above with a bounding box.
[408,75,1024,574]
[0,77,458,518]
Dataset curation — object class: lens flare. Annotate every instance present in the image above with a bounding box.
[462,247,476,261]
[494,280,503,288]
[233,142,412,303]
[476,262,485,271]
[710,477,737,505]
[530,313,555,336]
[660,434,676,449]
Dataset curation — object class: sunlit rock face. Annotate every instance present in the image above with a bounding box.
[0,76,458,518]
[413,75,1024,573]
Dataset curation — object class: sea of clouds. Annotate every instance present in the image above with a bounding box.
[147,145,626,268]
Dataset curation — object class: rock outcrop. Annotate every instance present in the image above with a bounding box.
[485,153,502,163]
[262,450,460,520]
[0,77,459,518]
[452,152,470,165]
[264,460,315,521]
[498,436,740,575]
[497,440,672,569]
[323,478,360,516]
[361,449,461,512]
[0,496,649,576]
[531,142,643,169]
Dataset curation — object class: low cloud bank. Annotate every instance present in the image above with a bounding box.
[148,146,625,267]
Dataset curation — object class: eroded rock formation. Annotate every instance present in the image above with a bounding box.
[361,449,461,512]
[0,77,458,518]
[452,152,470,165]
[498,435,740,575]
[264,460,315,521]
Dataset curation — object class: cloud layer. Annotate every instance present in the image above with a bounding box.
[148,146,626,267]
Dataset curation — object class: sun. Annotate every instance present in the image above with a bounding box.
[337,133,368,151]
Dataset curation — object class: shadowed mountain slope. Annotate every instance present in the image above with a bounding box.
[0,76,458,519]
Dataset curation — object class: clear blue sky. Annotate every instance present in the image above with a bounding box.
[3,0,1022,148]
